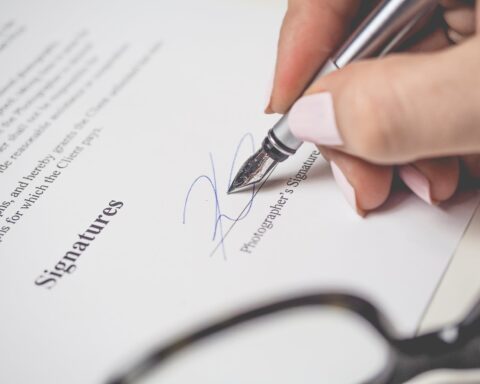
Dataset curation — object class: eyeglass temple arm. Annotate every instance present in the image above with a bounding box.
[378,297,480,384]
[107,293,393,384]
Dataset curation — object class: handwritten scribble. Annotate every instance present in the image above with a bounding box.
[183,133,256,258]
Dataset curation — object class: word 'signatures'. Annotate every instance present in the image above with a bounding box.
[34,200,124,289]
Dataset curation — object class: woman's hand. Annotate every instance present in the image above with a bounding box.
[266,0,479,215]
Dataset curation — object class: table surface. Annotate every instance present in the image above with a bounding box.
[408,203,480,383]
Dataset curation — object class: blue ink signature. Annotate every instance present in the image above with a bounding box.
[182,133,256,258]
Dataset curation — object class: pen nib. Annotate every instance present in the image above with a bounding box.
[228,148,277,194]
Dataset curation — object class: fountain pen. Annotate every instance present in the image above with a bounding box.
[228,0,439,194]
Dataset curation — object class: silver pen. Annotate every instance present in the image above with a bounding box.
[228,0,439,194]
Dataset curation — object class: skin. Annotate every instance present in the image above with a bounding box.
[266,0,480,213]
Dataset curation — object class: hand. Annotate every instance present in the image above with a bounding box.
[266,0,480,216]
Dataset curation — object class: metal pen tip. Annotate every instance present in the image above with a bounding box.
[228,148,278,194]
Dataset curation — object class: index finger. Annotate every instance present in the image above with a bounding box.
[267,0,361,114]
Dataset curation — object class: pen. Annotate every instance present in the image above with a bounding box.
[228,0,439,194]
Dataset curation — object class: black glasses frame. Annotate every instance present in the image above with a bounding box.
[108,292,480,384]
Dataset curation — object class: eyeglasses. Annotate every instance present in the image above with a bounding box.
[107,292,480,384]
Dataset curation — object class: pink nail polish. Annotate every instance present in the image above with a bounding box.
[398,165,433,205]
[288,93,343,146]
[331,161,364,216]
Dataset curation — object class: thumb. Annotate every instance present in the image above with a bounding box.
[288,37,480,164]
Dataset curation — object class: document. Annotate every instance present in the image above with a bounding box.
[0,0,478,383]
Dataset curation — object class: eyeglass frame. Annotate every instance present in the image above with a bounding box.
[107,292,480,384]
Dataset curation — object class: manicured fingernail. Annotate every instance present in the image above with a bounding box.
[447,29,465,44]
[398,165,433,205]
[331,161,365,217]
[288,93,342,146]
[264,71,274,114]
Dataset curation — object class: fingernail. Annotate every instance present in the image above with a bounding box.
[264,71,274,114]
[398,165,433,205]
[331,161,365,217]
[288,93,343,146]
[447,29,466,44]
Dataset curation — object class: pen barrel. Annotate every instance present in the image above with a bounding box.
[333,0,439,68]
[271,0,439,155]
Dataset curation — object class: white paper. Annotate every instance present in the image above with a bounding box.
[0,1,478,383]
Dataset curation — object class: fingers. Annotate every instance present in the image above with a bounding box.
[287,37,480,164]
[461,155,480,179]
[322,17,455,214]
[266,0,359,114]
[324,148,459,215]
[266,0,476,116]
[399,157,460,204]
[321,147,393,216]
[268,0,476,215]
[440,0,477,43]
[444,6,477,35]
